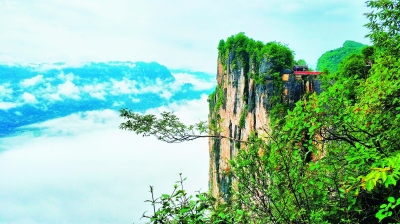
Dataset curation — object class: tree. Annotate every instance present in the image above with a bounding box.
[295,59,308,66]
[119,110,246,143]
[316,40,366,73]
[365,0,400,56]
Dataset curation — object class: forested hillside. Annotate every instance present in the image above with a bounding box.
[316,40,366,73]
[121,1,400,223]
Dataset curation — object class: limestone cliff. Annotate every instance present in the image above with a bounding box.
[208,35,321,199]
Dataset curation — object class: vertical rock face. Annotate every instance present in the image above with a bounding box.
[208,56,272,200]
[208,56,321,200]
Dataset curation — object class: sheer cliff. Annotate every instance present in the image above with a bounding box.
[208,33,321,199]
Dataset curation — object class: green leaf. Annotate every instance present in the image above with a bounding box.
[386,175,397,187]
[236,209,244,215]
[381,171,387,183]
[366,180,375,191]
[199,194,206,201]
[180,208,189,214]
[161,194,170,198]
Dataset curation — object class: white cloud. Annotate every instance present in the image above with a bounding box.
[22,92,37,104]
[20,75,44,87]
[112,101,124,107]
[49,93,62,101]
[106,61,136,68]
[0,83,13,99]
[110,77,138,95]
[137,82,164,94]
[39,82,63,102]
[57,80,80,99]
[44,82,54,92]
[37,62,86,71]
[0,101,18,110]
[145,94,209,124]
[89,92,105,100]
[82,83,105,92]
[160,90,172,100]
[58,72,75,81]
[171,72,216,91]
[0,97,210,223]
[83,83,107,100]
[24,109,119,136]
[131,98,140,103]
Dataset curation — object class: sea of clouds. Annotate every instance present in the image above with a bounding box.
[0,62,215,223]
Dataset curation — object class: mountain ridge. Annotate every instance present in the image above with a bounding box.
[316,40,367,73]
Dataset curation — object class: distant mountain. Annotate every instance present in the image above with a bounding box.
[0,61,175,84]
[0,61,215,137]
[316,40,367,73]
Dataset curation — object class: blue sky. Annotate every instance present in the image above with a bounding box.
[0,1,373,223]
[0,0,370,72]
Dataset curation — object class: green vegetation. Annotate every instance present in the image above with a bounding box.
[138,173,243,223]
[364,0,400,56]
[326,46,375,102]
[120,1,400,223]
[218,32,294,81]
[239,104,248,129]
[208,81,225,143]
[209,85,225,112]
[316,40,367,73]
[295,58,308,66]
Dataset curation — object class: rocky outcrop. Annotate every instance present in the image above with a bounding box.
[208,55,321,200]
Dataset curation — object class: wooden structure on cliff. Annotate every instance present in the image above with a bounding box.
[282,65,322,109]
